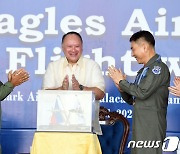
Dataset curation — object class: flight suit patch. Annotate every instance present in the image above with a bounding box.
[152,66,161,74]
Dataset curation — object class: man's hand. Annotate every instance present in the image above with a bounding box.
[174,76,180,86]
[168,76,180,97]
[108,65,126,85]
[8,70,13,82]
[9,68,29,87]
[72,74,80,90]
[61,75,69,90]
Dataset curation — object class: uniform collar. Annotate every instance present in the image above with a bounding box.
[137,54,160,74]
[144,54,160,67]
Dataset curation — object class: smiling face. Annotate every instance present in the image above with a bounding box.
[131,40,146,64]
[62,34,83,65]
[129,31,156,65]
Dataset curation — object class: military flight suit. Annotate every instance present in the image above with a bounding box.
[119,54,170,154]
[0,81,14,154]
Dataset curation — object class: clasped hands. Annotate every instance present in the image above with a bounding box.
[61,74,81,90]
[8,68,30,87]
[108,65,126,91]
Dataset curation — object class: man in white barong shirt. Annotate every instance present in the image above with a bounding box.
[42,31,105,134]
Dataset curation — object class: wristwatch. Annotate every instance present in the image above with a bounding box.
[119,80,122,85]
[79,84,84,90]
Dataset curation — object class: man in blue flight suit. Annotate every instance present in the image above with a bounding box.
[108,30,170,154]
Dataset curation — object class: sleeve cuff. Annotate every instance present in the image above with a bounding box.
[4,81,14,88]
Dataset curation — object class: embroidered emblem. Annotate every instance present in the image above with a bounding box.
[152,66,161,75]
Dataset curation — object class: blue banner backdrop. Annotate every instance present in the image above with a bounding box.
[0,0,180,153]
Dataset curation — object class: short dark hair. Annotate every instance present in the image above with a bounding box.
[129,30,155,47]
[61,31,83,44]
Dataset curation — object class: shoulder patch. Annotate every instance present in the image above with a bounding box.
[152,66,161,75]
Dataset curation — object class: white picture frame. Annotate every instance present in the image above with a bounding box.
[37,90,95,132]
